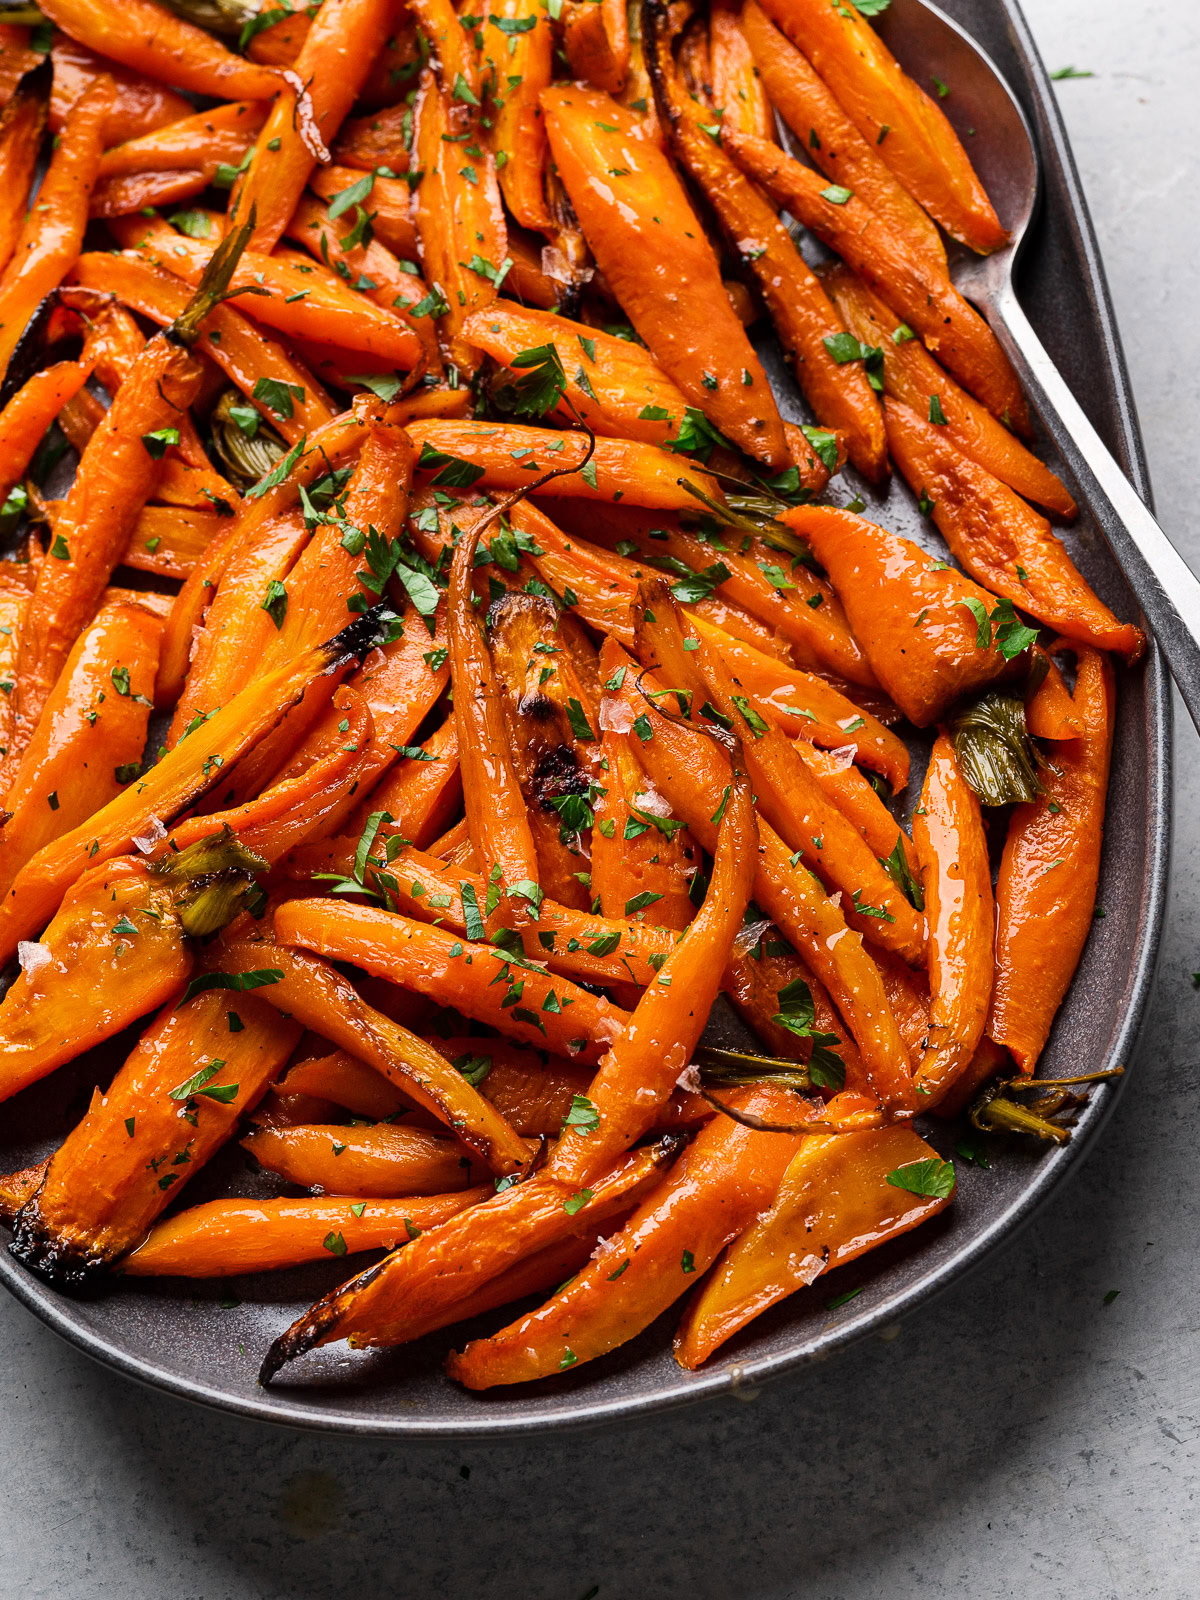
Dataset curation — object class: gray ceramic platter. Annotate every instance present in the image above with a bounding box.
[0,0,1171,1436]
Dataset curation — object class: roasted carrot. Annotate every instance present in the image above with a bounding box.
[786,505,1016,726]
[798,742,917,874]
[448,1082,804,1386]
[0,611,384,960]
[124,1190,488,1278]
[8,990,298,1283]
[884,398,1144,661]
[0,75,110,381]
[260,1136,678,1376]
[233,0,397,253]
[563,0,629,94]
[709,0,773,139]
[481,0,553,231]
[645,0,886,482]
[989,647,1114,1072]
[275,900,630,1064]
[243,1122,483,1199]
[49,33,193,145]
[329,102,410,173]
[823,264,1074,516]
[541,86,787,466]
[280,1049,414,1122]
[911,733,992,1102]
[0,571,29,781]
[723,128,1028,433]
[604,644,913,1102]
[0,855,191,1103]
[675,1124,953,1366]
[1026,646,1083,741]
[740,0,943,273]
[410,0,480,112]
[0,57,48,280]
[308,165,419,261]
[38,0,282,100]
[635,584,925,960]
[209,938,532,1174]
[0,598,161,898]
[0,26,39,110]
[95,98,266,182]
[0,359,95,511]
[411,69,508,374]
[756,0,1006,254]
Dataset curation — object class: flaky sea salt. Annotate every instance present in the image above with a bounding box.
[132,815,167,854]
[675,1062,702,1094]
[17,941,51,975]
[598,695,633,734]
[632,785,671,818]
[827,743,857,773]
[733,918,772,956]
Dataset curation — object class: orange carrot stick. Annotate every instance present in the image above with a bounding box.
[1026,647,1083,741]
[447,1082,805,1386]
[0,359,94,509]
[755,0,1007,254]
[95,98,268,182]
[541,85,787,467]
[8,990,298,1282]
[0,58,48,279]
[38,0,282,100]
[911,733,992,1102]
[308,165,419,261]
[709,0,773,139]
[675,1123,953,1366]
[242,1122,483,1199]
[883,398,1144,662]
[481,0,553,231]
[989,648,1114,1072]
[49,33,193,145]
[0,75,110,381]
[124,1190,488,1277]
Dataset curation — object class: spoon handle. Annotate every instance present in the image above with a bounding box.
[984,278,1200,725]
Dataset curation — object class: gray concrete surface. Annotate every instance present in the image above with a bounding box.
[3,3,1199,1596]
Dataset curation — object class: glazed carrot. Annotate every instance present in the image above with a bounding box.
[50,33,192,145]
[685,612,908,789]
[884,399,1144,661]
[541,86,787,467]
[591,716,699,933]
[409,418,720,509]
[0,359,95,509]
[503,230,560,310]
[723,932,863,1081]
[260,1136,678,1375]
[0,59,48,280]
[72,252,335,443]
[786,505,1015,726]
[330,103,410,172]
[822,264,1075,516]
[432,1036,595,1137]
[911,733,991,1102]
[95,99,266,183]
[635,585,924,961]
[411,70,508,375]
[38,0,282,100]
[675,1124,953,1366]
[644,1,886,482]
[243,0,310,67]
[481,0,552,231]
[281,1050,412,1122]
[755,0,1007,254]
[275,900,630,1065]
[989,648,1114,1073]
[243,1122,483,1199]
[233,0,397,253]
[723,129,1028,434]
[563,0,628,94]
[0,598,161,899]
[463,303,693,446]
[448,1082,804,1386]
[0,1161,44,1225]
[120,219,424,369]
[448,510,541,922]
[0,26,38,109]
[0,572,28,783]
[0,75,110,380]
[604,645,912,1101]
[112,504,220,580]
[8,991,299,1284]
[0,856,191,1103]
[0,613,382,960]
[150,411,366,707]
[124,1190,488,1278]
[308,165,419,261]
[709,0,773,139]
[410,0,480,111]
[740,0,943,273]
[798,742,917,875]
[1026,647,1083,741]
[549,739,755,1188]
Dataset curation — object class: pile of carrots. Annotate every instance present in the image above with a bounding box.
[0,0,1140,1390]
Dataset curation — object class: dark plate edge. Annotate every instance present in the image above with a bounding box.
[0,0,1174,1440]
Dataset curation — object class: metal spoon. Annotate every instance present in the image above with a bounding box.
[876,0,1200,725]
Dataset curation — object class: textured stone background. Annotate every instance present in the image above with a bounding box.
[3,3,1198,1596]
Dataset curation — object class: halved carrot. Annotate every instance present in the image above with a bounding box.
[709,0,774,139]
[675,1123,953,1366]
[243,1122,484,1199]
[541,85,787,467]
[563,0,629,94]
[723,129,1028,433]
[912,733,992,1102]
[0,58,48,279]
[308,165,419,261]
[1026,647,1083,741]
[884,398,1144,662]
[49,33,192,145]
[8,990,298,1283]
[989,648,1114,1073]
[822,263,1074,517]
[95,98,267,184]
[124,1190,489,1277]
[756,0,1007,254]
[481,0,553,230]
